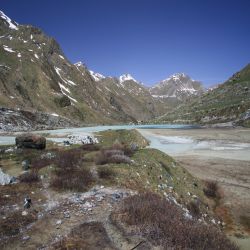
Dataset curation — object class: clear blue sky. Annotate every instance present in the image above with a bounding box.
[1,0,250,87]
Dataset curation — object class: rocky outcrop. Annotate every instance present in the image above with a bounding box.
[16,134,46,149]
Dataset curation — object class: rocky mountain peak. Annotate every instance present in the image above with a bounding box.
[119,74,139,84]
[0,10,18,30]
[89,70,105,81]
[150,72,204,100]
[162,73,191,83]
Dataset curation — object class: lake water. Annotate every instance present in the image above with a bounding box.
[1,124,250,160]
[0,124,196,145]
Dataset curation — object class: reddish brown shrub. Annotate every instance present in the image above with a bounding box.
[97,167,115,179]
[203,180,220,198]
[50,149,93,192]
[187,200,200,217]
[51,167,93,192]
[95,149,131,165]
[113,192,238,250]
[19,171,39,183]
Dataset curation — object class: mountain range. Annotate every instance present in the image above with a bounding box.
[0,10,249,130]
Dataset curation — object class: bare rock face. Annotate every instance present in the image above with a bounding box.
[16,134,46,149]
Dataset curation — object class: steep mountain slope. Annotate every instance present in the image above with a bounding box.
[155,64,250,127]
[0,11,163,126]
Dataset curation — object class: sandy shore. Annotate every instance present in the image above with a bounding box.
[138,128,250,249]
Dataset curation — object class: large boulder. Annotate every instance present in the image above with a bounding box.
[16,134,46,149]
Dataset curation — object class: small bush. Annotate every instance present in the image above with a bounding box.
[109,154,131,164]
[51,167,93,192]
[187,200,200,216]
[98,167,115,179]
[112,192,238,250]
[52,222,116,249]
[203,180,220,198]
[19,171,39,183]
[80,144,100,151]
[95,149,131,165]
[0,211,36,238]
[50,149,93,192]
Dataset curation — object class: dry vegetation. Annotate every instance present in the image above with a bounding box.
[95,142,135,165]
[50,149,94,192]
[52,222,116,250]
[203,180,221,199]
[19,170,39,183]
[112,192,238,250]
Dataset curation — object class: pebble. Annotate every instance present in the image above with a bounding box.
[22,235,30,241]
[22,211,28,216]
[56,219,62,225]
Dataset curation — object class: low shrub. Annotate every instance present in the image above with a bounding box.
[109,154,131,164]
[19,171,39,183]
[50,149,93,192]
[187,200,200,217]
[51,167,93,192]
[203,180,220,199]
[52,222,115,249]
[112,192,238,250]
[95,149,131,165]
[0,211,36,238]
[98,167,115,179]
[80,144,100,151]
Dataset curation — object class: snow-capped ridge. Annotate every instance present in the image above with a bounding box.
[74,61,85,67]
[163,73,188,82]
[119,74,139,84]
[89,70,105,82]
[0,10,18,30]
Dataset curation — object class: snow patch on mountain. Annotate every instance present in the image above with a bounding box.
[74,61,85,67]
[119,74,139,84]
[3,45,15,53]
[0,11,18,30]
[89,70,105,81]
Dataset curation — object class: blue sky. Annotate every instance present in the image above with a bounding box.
[1,0,250,87]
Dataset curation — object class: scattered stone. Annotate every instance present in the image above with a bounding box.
[16,133,46,149]
[5,147,14,153]
[24,197,32,209]
[56,220,62,225]
[41,152,55,159]
[112,192,123,201]
[211,219,216,224]
[10,176,17,184]
[0,168,12,185]
[64,135,99,145]
[64,212,70,218]
[193,182,198,188]
[22,211,28,216]
[22,235,30,241]
[22,160,30,170]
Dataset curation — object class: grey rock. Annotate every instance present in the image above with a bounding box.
[16,134,46,149]
[22,160,30,170]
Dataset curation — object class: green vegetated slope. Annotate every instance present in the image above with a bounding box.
[155,64,250,127]
[97,129,208,212]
